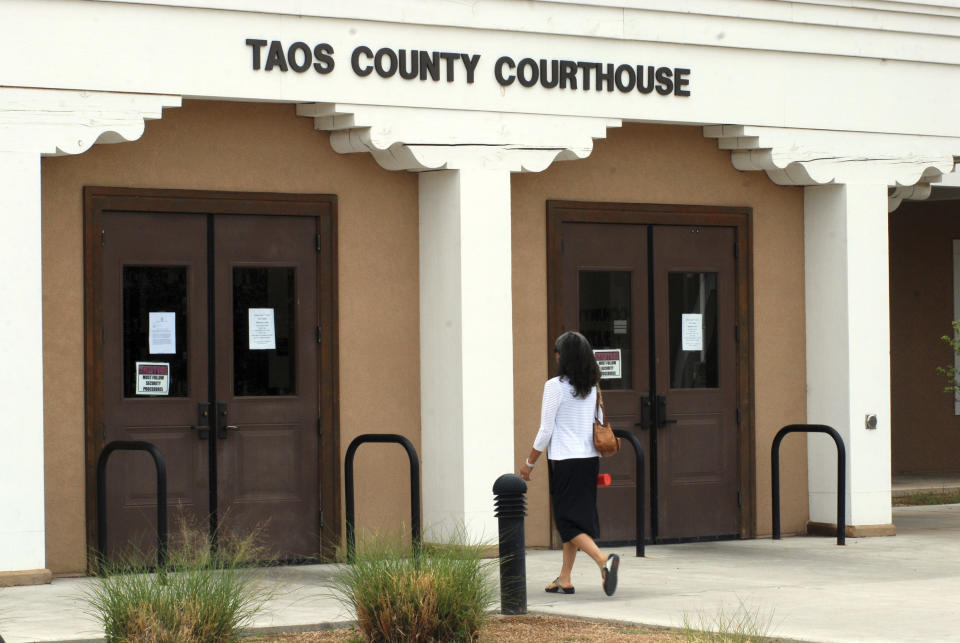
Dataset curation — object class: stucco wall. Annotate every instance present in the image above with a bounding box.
[511,123,809,545]
[41,100,420,574]
[890,198,960,474]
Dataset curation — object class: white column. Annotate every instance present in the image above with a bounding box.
[804,183,892,527]
[419,169,515,544]
[0,151,47,571]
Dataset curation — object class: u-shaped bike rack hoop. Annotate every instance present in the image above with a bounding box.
[772,424,846,546]
[344,434,421,562]
[96,440,169,569]
[612,429,646,557]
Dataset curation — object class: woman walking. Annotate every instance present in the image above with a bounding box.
[519,331,620,596]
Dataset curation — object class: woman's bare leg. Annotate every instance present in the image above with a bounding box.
[570,533,608,568]
[547,541,578,589]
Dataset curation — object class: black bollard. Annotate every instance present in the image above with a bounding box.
[493,473,528,615]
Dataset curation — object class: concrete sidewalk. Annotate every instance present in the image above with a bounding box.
[3,504,960,642]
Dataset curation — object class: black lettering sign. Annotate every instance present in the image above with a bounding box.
[288,41,312,73]
[655,67,674,95]
[375,47,398,78]
[265,40,288,72]
[461,53,480,84]
[674,68,691,97]
[313,44,335,74]
[517,58,538,88]
[244,39,693,98]
[245,38,267,70]
[615,64,635,92]
[399,49,419,79]
[351,45,374,76]
[495,56,516,86]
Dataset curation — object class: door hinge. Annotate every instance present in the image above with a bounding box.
[318,509,324,528]
[734,324,740,343]
[316,233,322,252]
[561,236,564,254]
[101,229,105,246]
[738,491,742,507]
[316,325,322,344]
[733,241,739,258]
[736,407,742,425]
[317,416,323,438]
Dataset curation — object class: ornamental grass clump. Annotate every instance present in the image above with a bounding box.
[331,532,497,642]
[84,528,269,643]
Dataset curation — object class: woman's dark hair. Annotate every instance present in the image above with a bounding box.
[554,331,601,398]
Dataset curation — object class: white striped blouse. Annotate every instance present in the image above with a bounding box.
[532,376,601,460]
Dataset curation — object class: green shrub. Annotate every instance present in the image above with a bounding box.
[330,531,497,642]
[84,530,268,643]
[681,598,776,642]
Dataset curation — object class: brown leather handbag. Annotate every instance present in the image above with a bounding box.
[593,386,621,457]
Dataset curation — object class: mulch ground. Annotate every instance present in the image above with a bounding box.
[256,614,685,642]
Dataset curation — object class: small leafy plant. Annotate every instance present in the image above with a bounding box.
[936,320,960,401]
[84,527,269,643]
[329,530,497,643]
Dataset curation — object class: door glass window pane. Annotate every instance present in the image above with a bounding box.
[233,267,296,396]
[668,272,718,389]
[579,271,632,390]
[123,266,188,397]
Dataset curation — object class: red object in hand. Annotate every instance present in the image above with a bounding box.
[597,473,612,487]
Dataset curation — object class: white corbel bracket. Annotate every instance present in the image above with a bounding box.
[297,103,620,173]
[0,88,180,156]
[704,125,959,211]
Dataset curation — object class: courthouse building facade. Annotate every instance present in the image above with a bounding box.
[3,0,960,582]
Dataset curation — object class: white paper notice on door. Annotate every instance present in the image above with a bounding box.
[248,308,276,350]
[681,314,703,351]
[148,312,176,354]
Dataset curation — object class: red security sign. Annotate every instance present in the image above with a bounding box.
[135,361,170,396]
[593,349,622,380]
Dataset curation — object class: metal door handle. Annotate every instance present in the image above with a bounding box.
[216,401,232,439]
[635,396,653,429]
[194,402,210,440]
[656,395,677,428]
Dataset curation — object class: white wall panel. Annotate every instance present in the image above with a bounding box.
[4,1,960,137]
[0,151,46,571]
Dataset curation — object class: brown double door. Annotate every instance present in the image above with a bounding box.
[94,196,330,562]
[558,218,740,543]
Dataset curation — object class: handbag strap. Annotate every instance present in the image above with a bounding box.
[594,384,604,422]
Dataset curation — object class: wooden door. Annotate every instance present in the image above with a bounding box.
[561,222,651,543]
[88,189,336,565]
[554,213,742,543]
[652,225,739,540]
[213,215,320,557]
[100,212,210,559]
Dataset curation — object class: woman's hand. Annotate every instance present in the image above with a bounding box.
[520,463,533,481]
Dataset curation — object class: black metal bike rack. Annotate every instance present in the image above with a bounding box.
[612,429,646,557]
[772,424,846,546]
[96,440,169,568]
[345,433,421,562]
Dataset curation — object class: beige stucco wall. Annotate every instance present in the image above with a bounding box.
[511,123,809,545]
[41,100,420,574]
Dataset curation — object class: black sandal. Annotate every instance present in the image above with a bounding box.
[545,577,575,594]
[601,554,620,596]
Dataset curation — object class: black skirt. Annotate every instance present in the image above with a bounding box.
[549,457,600,542]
